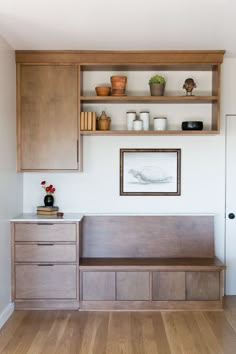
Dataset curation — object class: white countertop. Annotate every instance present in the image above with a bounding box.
[11,213,84,222]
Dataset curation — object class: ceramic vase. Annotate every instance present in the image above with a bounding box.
[44,194,54,207]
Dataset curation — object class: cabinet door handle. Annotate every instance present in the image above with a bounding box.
[36,223,54,225]
[37,264,54,266]
[37,243,54,246]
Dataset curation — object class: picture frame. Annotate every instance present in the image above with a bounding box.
[120,148,181,196]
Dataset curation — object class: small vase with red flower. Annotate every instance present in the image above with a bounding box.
[41,181,56,207]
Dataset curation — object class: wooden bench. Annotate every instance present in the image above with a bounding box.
[79,215,225,310]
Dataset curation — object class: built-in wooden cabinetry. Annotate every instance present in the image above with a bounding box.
[12,222,79,309]
[16,50,225,171]
[79,215,225,310]
[11,215,225,310]
[17,64,79,171]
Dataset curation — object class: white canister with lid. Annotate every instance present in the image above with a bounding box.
[126,111,136,130]
[140,111,150,130]
[133,117,143,131]
[153,117,167,130]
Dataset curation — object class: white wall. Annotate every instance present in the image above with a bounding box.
[0,35,22,327]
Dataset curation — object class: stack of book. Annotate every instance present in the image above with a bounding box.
[37,206,59,216]
[80,112,97,131]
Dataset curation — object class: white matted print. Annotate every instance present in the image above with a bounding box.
[120,149,181,196]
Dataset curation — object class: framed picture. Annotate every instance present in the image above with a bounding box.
[120,149,181,196]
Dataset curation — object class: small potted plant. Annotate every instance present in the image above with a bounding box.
[148,74,166,96]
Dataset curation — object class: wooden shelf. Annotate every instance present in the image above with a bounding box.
[80,130,219,136]
[80,95,218,103]
[79,257,225,271]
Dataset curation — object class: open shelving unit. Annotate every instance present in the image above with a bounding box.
[15,50,225,170]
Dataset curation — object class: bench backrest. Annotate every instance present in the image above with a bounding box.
[81,215,214,258]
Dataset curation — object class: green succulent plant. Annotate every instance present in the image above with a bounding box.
[149,74,166,85]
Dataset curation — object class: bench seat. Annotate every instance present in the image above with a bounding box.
[80,257,225,271]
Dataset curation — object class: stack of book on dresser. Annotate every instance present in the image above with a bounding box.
[37,206,59,216]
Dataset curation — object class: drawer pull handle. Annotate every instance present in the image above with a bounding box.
[36,223,54,225]
[37,264,54,266]
[37,243,54,246]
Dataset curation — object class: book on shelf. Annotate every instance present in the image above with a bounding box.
[37,206,59,212]
[87,112,92,130]
[80,112,85,130]
[37,210,58,216]
[92,112,96,131]
[84,112,88,130]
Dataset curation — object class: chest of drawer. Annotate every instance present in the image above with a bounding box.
[15,244,76,263]
[14,223,76,242]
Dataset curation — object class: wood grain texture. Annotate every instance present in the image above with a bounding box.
[14,300,79,310]
[79,257,225,270]
[82,271,115,301]
[186,271,220,300]
[14,223,77,242]
[116,272,150,300]
[19,64,78,170]
[15,244,76,263]
[80,300,223,310]
[82,215,215,258]
[81,130,220,136]
[15,264,77,299]
[15,50,225,64]
[3,298,236,354]
[152,271,186,301]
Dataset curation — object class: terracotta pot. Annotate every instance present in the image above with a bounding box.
[95,86,111,96]
[110,75,127,95]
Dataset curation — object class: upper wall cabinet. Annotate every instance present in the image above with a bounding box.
[16,50,225,170]
[17,64,79,171]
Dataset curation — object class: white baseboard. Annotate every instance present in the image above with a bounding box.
[0,303,14,329]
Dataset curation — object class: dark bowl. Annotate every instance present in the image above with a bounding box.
[182,121,203,130]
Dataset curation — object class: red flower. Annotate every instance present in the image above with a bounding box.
[41,181,56,195]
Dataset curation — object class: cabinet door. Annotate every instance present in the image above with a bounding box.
[186,271,220,300]
[15,264,77,299]
[82,271,115,300]
[116,272,150,300]
[152,271,185,300]
[19,65,78,170]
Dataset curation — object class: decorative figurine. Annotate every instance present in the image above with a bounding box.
[183,78,197,96]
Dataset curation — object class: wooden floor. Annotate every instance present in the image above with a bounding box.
[1,297,236,354]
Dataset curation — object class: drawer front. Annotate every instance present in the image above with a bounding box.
[14,223,76,242]
[15,264,77,299]
[186,271,220,301]
[116,272,150,300]
[82,271,115,300]
[15,244,76,263]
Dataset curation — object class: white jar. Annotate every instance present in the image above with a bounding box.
[140,111,150,130]
[126,111,136,130]
[133,118,143,131]
[153,117,167,130]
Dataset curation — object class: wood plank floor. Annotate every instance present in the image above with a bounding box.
[1,296,236,354]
